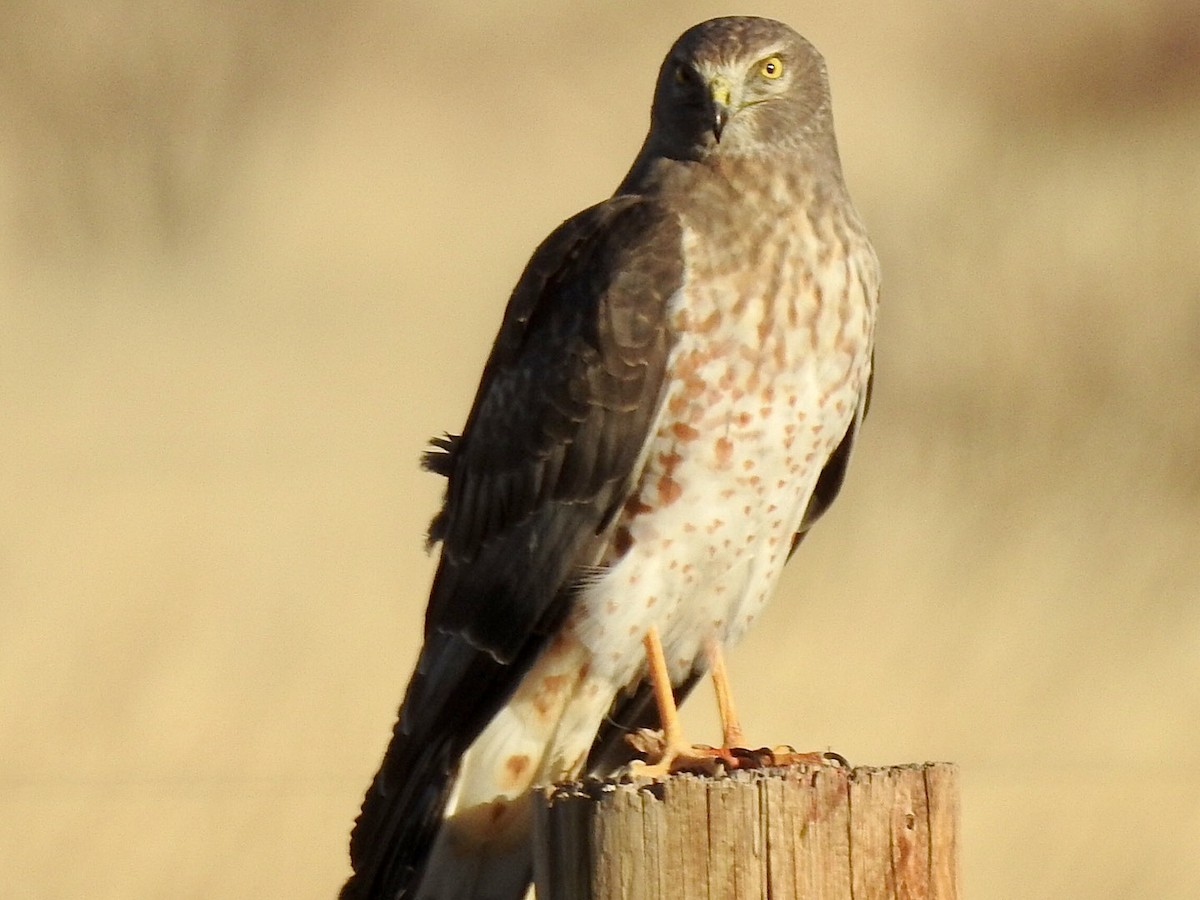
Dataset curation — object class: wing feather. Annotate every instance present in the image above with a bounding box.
[344,195,684,899]
[424,196,683,663]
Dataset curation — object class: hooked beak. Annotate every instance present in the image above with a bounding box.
[708,75,733,141]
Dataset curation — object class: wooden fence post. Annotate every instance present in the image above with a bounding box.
[533,762,959,900]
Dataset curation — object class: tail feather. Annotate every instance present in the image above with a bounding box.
[413,804,533,900]
[343,629,552,899]
[341,729,457,899]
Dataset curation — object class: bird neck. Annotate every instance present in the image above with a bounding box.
[615,148,846,219]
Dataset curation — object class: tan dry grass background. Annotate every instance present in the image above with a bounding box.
[2,1,1198,897]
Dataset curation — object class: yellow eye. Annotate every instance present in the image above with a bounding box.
[759,56,784,79]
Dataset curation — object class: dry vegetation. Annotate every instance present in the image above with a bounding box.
[1,2,1197,897]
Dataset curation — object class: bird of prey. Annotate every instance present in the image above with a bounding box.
[342,16,878,900]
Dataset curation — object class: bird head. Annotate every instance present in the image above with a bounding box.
[644,17,838,163]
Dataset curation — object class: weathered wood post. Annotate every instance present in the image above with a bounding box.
[533,762,959,900]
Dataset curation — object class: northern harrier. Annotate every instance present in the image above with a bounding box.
[343,16,878,899]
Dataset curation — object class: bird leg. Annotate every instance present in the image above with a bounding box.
[628,628,844,777]
[706,638,845,770]
[707,638,745,754]
[627,625,707,777]
[626,629,765,776]
[627,627,843,777]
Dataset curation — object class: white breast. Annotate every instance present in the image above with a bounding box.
[568,219,874,690]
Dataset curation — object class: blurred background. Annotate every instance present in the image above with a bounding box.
[2,1,1197,897]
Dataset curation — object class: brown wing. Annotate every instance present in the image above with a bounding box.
[424,195,683,662]
[343,195,684,899]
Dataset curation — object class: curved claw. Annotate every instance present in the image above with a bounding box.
[625,738,849,778]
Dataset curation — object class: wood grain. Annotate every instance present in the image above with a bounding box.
[533,763,959,900]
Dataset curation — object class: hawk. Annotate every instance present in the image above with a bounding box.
[343,16,878,900]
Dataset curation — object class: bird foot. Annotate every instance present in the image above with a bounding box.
[625,730,848,778]
[624,730,726,778]
[748,745,849,769]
